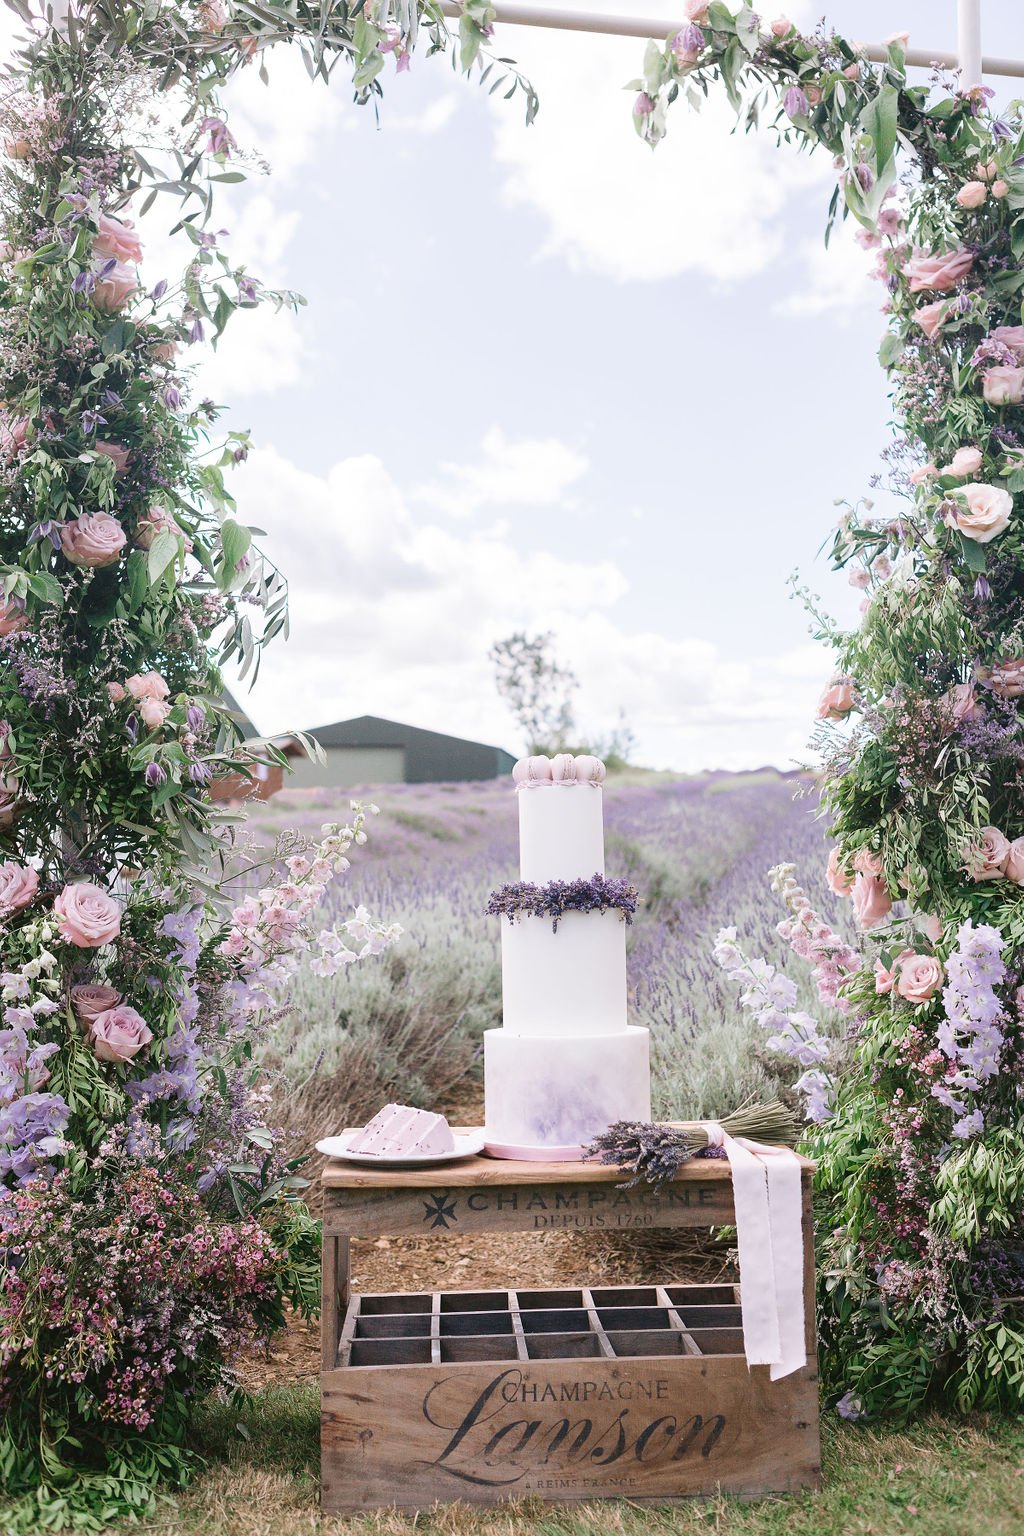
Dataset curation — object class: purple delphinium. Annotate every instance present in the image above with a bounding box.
[486,873,640,931]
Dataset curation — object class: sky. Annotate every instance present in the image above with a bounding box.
[10,2,1024,770]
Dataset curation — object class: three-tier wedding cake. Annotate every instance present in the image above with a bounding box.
[483,752,651,1160]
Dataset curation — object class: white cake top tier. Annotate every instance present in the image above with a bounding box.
[513,753,606,884]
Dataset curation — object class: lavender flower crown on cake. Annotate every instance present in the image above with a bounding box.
[486,874,640,931]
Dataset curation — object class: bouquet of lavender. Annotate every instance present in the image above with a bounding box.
[585,1103,800,1193]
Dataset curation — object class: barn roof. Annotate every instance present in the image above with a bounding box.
[306,714,514,762]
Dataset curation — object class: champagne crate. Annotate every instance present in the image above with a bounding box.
[320,1140,820,1512]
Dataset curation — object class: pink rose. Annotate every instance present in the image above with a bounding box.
[965,826,1010,882]
[682,0,708,18]
[852,848,883,878]
[992,180,1009,199]
[945,682,981,731]
[843,62,861,80]
[886,30,910,45]
[909,462,936,484]
[982,366,1024,407]
[4,137,30,159]
[199,0,228,28]
[0,779,18,827]
[60,512,127,569]
[90,1005,153,1064]
[0,595,28,637]
[106,681,126,703]
[942,446,983,478]
[817,679,856,720]
[0,415,28,457]
[851,873,892,930]
[93,261,138,314]
[956,181,987,210]
[125,671,169,702]
[913,300,947,339]
[150,338,179,363]
[770,16,792,38]
[0,860,38,913]
[976,159,998,181]
[53,881,122,947]
[1005,838,1024,885]
[805,85,822,105]
[902,248,974,293]
[135,505,192,553]
[981,658,1024,698]
[875,949,913,994]
[139,696,171,730]
[947,483,1013,544]
[991,326,1024,360]
[921,912,943,945]
[826,847,854,896]
[94,213,143,264]
[95,440,129,472]
[896,954,944,1004]
[70,982,123,1023]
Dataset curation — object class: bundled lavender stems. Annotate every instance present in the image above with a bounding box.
[585,1103,800,1192]
[486,873,640,931]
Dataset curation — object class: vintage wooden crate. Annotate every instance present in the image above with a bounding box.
[321,1140,819,1512]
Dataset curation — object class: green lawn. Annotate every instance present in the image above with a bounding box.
[129,1386,1024,1536]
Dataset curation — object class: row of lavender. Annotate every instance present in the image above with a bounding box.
[254,771,839,1142]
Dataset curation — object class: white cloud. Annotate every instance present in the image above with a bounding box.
[415,426,589,517]
[480,0,874,316]
[772,217,879,319]
[230,444,832,771]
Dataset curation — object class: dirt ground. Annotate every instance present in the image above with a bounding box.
[238,1091,737,1394]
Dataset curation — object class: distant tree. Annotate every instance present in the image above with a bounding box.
[589,709,637,773]
[490,631,578,755]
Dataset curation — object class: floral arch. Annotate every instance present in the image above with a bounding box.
[0,0,1022,1523]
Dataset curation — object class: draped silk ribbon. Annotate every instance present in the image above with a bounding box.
[701,1122,806,1382]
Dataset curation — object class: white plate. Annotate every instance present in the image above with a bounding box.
[315,1129,487,1166]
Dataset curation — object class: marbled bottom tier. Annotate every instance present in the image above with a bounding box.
[483,1025,650,1157]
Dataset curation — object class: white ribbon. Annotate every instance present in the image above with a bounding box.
[702,1121,806,1381]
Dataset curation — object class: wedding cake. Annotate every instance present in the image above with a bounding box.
[483,752,651,1160]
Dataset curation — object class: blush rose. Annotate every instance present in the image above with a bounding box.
[947,483,1013,544]
[902,247,974,292]
[852,873,892,929]
[896,954,944,1004]
[93,261,138,314]
[817,679,856,720]
[71,983,123,1023]
[0,860,38,912]
[965,826,1010,882]
[53,881,122,946]
[90,1005,153,1063]
[982,366,1024,406]
[60,512,127,569]
[94,213,143,264]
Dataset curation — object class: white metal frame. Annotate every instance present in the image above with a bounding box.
[439,1,1021,82]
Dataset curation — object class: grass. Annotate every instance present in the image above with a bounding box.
[135,1386,1024,1536]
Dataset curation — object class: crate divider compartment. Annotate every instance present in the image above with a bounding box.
[509,1289,530,1363]
[430,1290,441,1366]
[581,1288,615,1359]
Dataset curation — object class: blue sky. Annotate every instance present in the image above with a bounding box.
[17,2,1024,770]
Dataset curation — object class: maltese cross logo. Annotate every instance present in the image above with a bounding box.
[423,1192,458,1230]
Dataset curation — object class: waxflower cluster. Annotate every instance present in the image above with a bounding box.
[0,1153,283,1432]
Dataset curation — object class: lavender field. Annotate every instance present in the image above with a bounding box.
[248,770,841,1151]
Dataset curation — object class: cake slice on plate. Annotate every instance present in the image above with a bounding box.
[347,1104,456,1157]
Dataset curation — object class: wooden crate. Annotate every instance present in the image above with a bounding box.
[321,1139,820,1512]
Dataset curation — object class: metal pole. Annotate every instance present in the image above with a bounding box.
[438,1,1024,79]
[957,0,983,87]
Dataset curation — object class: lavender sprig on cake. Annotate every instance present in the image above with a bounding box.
[485,873,640,931]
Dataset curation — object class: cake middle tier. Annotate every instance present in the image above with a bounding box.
[500,908,628,1036]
